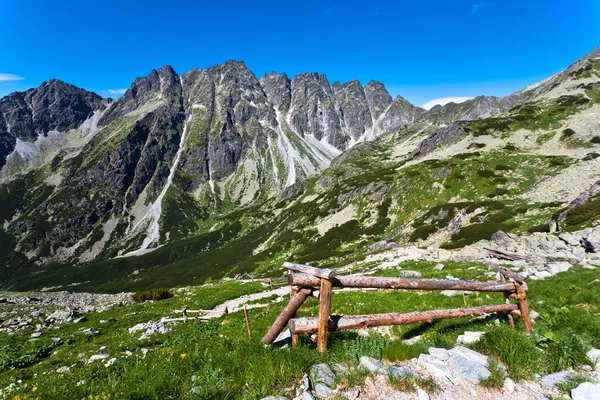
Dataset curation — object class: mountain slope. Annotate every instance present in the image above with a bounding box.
[1,45,599,292]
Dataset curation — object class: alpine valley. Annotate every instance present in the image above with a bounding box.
[2,46,600,293]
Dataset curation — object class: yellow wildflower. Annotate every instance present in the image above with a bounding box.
[32,387,37,392]
[180,353,187,359]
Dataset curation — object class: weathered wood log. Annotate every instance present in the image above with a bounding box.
[260,288,312,344]
[289,274,516,292]
[485,261,527,283]
[289,303,519,334]
[486,248,532,262]
[515,281,533,333]
[283,262,336,279]
[317,278,333,353]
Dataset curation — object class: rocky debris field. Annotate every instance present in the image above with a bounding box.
[0,291,132,334]
[262,345,600,400]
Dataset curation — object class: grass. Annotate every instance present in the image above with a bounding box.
[479,360,507,389]
[555,373,596,395]
[387,375,438,394]
[0,264,599,399]
[132,288,173,303]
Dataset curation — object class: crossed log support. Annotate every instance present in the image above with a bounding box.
[260,261,532,353]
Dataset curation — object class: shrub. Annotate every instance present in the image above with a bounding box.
[388,375,438,394]
[341,336,390,361]
[132,288,173,303]
[591,136,600,144]
[479,360,507,389]
[562,128,576,137]
[409,225,438,242]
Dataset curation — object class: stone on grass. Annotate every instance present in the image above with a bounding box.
[330,363,349,376]
[301,391,316,400]
[260,397,285,400]
[56,366,70,374]
[440,290,472,297]
[398,270,422,277]
[571,382,600,400]
[417,388,429,400]
[456,331,484,344]
[546,262,573,275]
[273,328,291,347]
[434,264,445,271]
[30,332,42,338]
[342,387,360,400]
[88,354,110,363]
[418,355,458,385]
[540,371,573,388]
[359,356,385,374]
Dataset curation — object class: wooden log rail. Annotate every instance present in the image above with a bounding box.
[261,261,533,352]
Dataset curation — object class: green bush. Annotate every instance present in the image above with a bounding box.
[590,136,600,144]
[132,288,173,303]
[340,336,391,361]
[409,225,438,242]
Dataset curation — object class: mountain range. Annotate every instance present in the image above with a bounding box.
[1,45,599,292]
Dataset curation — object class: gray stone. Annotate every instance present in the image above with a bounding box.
[540,371,573,388]
[434,264,445,271]
[446,353,491,383]
[301,391,316,400]
[88,354,110,363]
[56,366,70,373]
[190,386,204,395]
[530,310,540,321]
[260,397,286,400]
[571,382,600,400]
[582,231,600,253]
[418,354,458,385]
[30,332,42,338]
[546,262,573,275]
[273,328,291,347]
[388,366,415,379]
[73,316,87,323]
[309,363,335,397]
[359,356,385,373]
[330,362,349,376]
[398,270,422,277]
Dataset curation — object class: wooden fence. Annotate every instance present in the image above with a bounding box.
[261,261,532,353]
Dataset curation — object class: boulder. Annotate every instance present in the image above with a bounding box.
[388,366,415,379]
[433,264,445,271]
[503,378,515,394]
[428,347,450,361]
[559,232,582,247]
[359,356,385,374]
[571,382,600,400]
[491,231,514,247]
[446,353,490,383]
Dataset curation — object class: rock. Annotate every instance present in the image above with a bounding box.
[503,378,515,394]
[529,310,540,321]
[440,290,472,297]
[456,331,484,344]
[571,382,600,400]
[398,270,422,277]
[309,364,335,398]
[388,366,415,379]
[491,231,514,246]
[546,262,573,275]
[56,366,70,374]
[418,354,458,385]
[586,348,600,367]
[301,391,316,400]
[434,264,445,271]
[82,327,99,335]
[402,335,421,345]
[559,232,581,247]
[540,371,573,388]
[30,332,42,338]
[417,389,429,400]
[88,354,110,363]
[446,347,491,383]
[73,316,87,323]
[368,241,398,253]
[190,387,204,395]
[47,310,72,321]
[428,347,450,361]
[273,328,291,347]
[359,356,385,374]
[342,387,360,400]
[329,363,349,376]
[582,231,600,253]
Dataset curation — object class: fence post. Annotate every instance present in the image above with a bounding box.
[317,277,333,353]
[498,274,514,328]
[515,282,532,333]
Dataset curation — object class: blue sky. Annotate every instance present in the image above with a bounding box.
[1,0,599,107]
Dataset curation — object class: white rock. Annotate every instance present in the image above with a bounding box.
[587,348,600,367]
[88,354,110,363]
[456,331,484,344]
[571,382,600,400]
[440,290,473,297]
[434,264,445,271]
[417,388,429,400]
[428,347,450,361]
[546,262,573,275]
[503,378,515,394]
[56,366,70,374]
